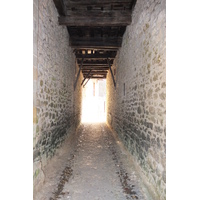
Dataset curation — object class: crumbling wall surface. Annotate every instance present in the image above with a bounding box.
[33,0,82,193]
[107,0,166,199]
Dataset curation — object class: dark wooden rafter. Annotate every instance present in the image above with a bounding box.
[107,58,116,88]
[83,72,107,76]
[82,68,108,72]
[66,10,131,16]
[74,47,119,51]
[76,53,116,59]
[59,15,131,26]
[81,70,92,86]
[74,58,84,90]
[82,65,109,67]
[78,60,113,65]
[59,10,131,26]
[83,78,90,87]
[70,37,122,48]
[82,70,108,73]
[65,2,133,14]
[89,76,106,79]
[68,27,126,38]
[65,0,133,6]
[82,68,109,71]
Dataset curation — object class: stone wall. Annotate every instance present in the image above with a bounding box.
[33,0,82,192]
[106,0,166,199]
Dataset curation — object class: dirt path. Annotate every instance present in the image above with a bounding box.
[34,123,154,200]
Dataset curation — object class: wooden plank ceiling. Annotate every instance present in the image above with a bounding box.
[53,0,136,83]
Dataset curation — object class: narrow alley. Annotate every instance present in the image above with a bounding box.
[4,0,200,200]
[33,0,166,200]
[34,123,156,200]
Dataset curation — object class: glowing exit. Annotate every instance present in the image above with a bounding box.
[81,79,106,123]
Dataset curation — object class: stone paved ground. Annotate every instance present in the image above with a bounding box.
[34,123,156,200]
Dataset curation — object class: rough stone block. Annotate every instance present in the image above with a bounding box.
[33,107,37,124]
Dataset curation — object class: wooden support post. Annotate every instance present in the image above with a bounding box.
[83,78,90,87]
[81,70,92,86]
[74,58,84,90]
[107,58,116,88]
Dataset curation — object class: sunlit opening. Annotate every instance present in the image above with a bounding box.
[82,79,106,123]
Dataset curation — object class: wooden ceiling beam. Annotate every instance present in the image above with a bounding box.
[59,10,131,26]
[65,10,131,17]
[65,0,133,6]
[83,64,108,67]
[83,65,109,70]
[82,70,108,73]
[82,68,108,71]
[83,74,107,77]
[89,76,106,79]
[70,37,122,48]
[78,60,112,65]
[82,67,109,70]
[83,72,107,74]
[75,53,116,59]
[74,47,118,51]
[82,71,108,74]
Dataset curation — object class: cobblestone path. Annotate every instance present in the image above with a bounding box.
[34,123,154,200]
